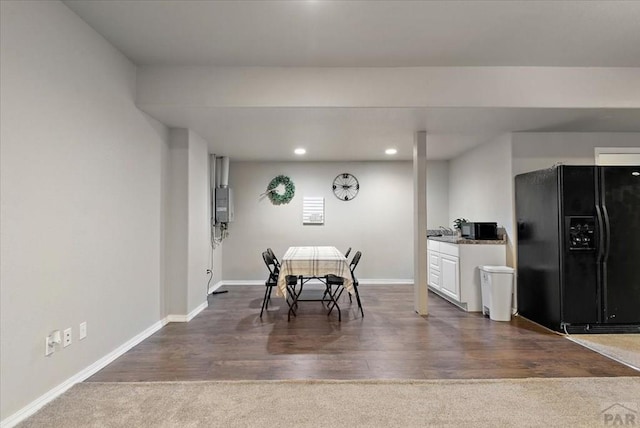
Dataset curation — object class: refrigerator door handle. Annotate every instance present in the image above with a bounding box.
[602,204,611,263]
[595,205,605,263]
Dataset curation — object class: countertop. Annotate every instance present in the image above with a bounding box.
[427,235,506,245]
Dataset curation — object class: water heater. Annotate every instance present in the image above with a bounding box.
[211,154,234,225]
[215,187,234,224]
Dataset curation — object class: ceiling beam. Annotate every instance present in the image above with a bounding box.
[137,66,640,109]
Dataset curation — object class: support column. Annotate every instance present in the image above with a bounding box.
[414,131,429,314]
[164,128,211,320]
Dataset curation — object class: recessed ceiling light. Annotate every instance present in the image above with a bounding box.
[385,148,397,155]
[632,171,639,176]
[294,148,306,155]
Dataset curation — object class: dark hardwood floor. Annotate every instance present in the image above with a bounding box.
[87,285,639,382]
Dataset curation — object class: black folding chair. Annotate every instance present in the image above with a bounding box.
[323,247,352,300]
[260,251,298,317]
[326,251,363,317]
[267,247,280,268]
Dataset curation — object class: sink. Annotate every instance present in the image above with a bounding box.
[428,235,462,243]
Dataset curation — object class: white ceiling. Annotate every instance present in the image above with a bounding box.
[64,1,640,67]
[64,0,640,161]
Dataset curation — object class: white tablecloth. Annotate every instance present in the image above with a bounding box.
[276,246,353,298]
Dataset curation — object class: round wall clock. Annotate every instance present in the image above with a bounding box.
[332,173,359,201]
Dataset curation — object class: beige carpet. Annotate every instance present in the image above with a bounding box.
[568,334,640,371]
[18,378,640,427]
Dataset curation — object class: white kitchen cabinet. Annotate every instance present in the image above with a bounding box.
[427,249,441,290]
[440,254,460,300]
[427,238,506,312]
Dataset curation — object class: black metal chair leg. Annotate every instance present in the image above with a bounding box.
[286,285,298,316]
[266,286,273,307]
[327,295,341,321]
[322,284,332,303]
[326,286,343,321]
[288,283,303,321]
[327,286,345,313]
[260,286,271,318]
[354,287,364,318]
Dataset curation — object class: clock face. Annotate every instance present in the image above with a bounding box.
[332,173,359,201]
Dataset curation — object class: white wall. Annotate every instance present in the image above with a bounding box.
[212,243,224,289]
[426,161,449,229]
[164,129,189,315]
[222,161,414,282]
[187,131,211,311]
[164,129,211,316]
[449,134,514,265]
[0,0,168,420]
[512,132,640,175]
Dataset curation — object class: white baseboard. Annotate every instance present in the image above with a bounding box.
[216,279,413,287]
[164,300,208,323]
[207,280,225,294]
[0,319,165,428]
[1,277,411,427]
[359,278,414,285]
[218,280,263,286]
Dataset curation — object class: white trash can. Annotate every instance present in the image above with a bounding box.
[480,266,515,322]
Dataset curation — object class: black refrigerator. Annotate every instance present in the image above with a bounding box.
[515,165,640,333]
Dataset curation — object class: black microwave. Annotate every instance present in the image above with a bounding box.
[460,222,498,240]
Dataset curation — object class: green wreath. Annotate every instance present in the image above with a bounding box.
[267,175,295,205]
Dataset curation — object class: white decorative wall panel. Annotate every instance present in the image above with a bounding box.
[303,197,325,224]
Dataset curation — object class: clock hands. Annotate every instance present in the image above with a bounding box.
[332,173,359,201]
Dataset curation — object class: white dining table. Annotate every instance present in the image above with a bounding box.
[276,246,353,321]
[276,246,353,298]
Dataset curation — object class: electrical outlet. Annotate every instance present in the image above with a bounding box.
[79,322,87,340]
[63,328,72,347]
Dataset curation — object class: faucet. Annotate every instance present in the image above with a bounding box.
[438,226,455,236]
